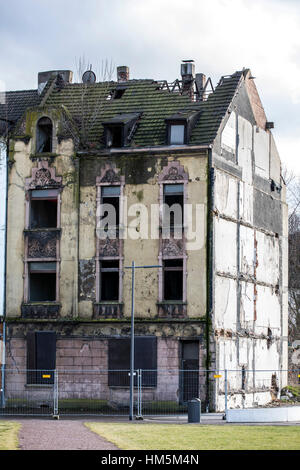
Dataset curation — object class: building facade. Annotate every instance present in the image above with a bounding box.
[0,62,288,412]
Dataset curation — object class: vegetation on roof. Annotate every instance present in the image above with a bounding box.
[1,71,243,148]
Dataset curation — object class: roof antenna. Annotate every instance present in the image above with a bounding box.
[82,66,96,84]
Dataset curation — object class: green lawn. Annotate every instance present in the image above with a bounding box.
[0,421,20,450]
[85,422,300,450]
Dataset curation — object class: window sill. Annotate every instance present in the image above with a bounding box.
[24,228,61,233]
[30,152,58,160]
[25,384,53,389]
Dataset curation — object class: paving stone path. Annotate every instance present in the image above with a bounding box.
[18,419,119,450]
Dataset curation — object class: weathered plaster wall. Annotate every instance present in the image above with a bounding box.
[78,153,208,320]
[0,141,6,317]
[211,78,288,411]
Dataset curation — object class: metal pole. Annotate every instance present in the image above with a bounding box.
[1,322,6,408]
[125,263,162,421]
[224,369,228,420]
[129,261,135,421]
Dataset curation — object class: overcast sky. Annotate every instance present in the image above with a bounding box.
[0,0,299,175]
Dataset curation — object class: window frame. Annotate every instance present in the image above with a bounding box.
[95,166,125,305]
[24,163,62,304]
[26,331,56,385]
[167,120,187,146]
[36,116,53,154]
[108,337,157,387]
[163,259,184,301]
[158,162,188,305]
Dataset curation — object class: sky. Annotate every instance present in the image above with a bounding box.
[0,0,300,175]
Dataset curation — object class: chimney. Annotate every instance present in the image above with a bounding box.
[117,66,129,82]
[181,60,195,98]
[195,73,207,101]
[38,70,73,95]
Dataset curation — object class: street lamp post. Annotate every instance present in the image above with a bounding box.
[125,262,162,421]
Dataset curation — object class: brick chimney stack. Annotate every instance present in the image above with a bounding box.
[117,66,130,82]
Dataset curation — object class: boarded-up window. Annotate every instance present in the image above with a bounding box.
[27,331,56,384]
[108,337,157,387]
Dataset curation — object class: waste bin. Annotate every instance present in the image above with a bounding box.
[188,398,201,423]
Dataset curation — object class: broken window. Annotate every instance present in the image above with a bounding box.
[100,185,120,233]
[106,125,123,148]
[29,262,57,302]
[163,184,184,234]
[100,260,119,301]
[29,189,58,229]
[37,117,53,153]
[113,88,126,99]
[163,259,183,301]
[27,331,56,384]
[108,337,157,387]
[170,124,185,145]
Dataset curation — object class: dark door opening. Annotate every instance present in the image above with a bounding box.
[180,340,199,403]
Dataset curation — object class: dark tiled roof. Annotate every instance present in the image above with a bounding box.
[1,70,244,147]
[0,89,40,136]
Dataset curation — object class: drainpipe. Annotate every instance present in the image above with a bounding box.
[206,147,215,412]
[1,135,8,408]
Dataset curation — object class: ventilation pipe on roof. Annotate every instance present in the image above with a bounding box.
[117,66,129,82]
[181,60,195,99]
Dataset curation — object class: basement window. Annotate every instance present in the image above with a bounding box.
[163,259,183,301]
[29,262,57,302]
[30,189,58,229]
[37,117,53,153]
[100,260,119,301]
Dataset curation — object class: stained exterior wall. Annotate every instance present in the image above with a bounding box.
[3,70,288,412]
[4,106,209,405]
[211,75,288,411]
[0,141,6,317]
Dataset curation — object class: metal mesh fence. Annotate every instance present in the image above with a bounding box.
[0,369,55,416]
[57,369,138,416]
[0,368,299,416]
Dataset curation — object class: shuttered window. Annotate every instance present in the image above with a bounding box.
[27,331,56,384]
[108,337,157,387]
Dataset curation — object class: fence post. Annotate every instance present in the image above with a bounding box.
[136,369,142,419]
[53,369,59,418]
[224,369,228,420]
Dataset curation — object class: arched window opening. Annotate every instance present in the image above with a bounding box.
[37,117,53,153]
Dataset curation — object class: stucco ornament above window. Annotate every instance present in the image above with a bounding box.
[26,161,62,189]
[158,160,188,183]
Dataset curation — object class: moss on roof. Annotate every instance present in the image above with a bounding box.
[1,71,244,147]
